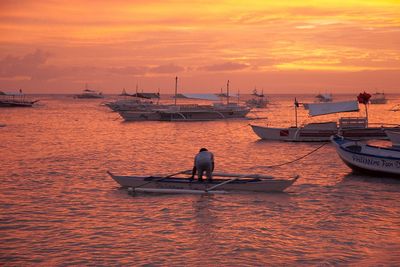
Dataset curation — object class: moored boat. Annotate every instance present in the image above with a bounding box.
[107,171,299,193]
[330,135,400,177]
[251,99,400,142]
[369,92,387,104]
[74,84,104,99]
[0,91,39,107]
[315,93,333,102]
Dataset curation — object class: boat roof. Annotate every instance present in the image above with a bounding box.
[307,100,359,116]
[176,93,220,101]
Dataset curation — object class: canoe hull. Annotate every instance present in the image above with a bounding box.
[251,124,400,142]
[331,135,400,177]
[250,123,337,142]
[108,173,298,193]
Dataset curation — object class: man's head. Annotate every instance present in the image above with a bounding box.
[199,148,208,152]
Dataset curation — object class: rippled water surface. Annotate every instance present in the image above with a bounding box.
[1,94,400,266]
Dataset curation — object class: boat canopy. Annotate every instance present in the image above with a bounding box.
[177,93,220,101]
[132,92,160,99]
[307,100,359,116]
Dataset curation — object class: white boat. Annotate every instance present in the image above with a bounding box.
[117,78,250,121]
[107,171,299,193]
[251,100,400,142]
[386,131,400,147]
[118,103,250,121]
[74,84,104,99]
[331,135,400,177]
[245,89,268,108]
[157,103,250,121]
[74,89,104,99]
[105,91,161,112]
[370,92,387,104]
[251,122,338,142]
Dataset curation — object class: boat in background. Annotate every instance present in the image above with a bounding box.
[386,131,400,147]
[315,93,332,103]
[117,78,251,121]
[390,104,400,112]
[251,99,400,142]
[370,92,387,104]
[0,90,39,107]
[245,89,268,108]
[331,135,400,177]
[74,84,104,99]
[107,171,299,193]
[105,90,161,112]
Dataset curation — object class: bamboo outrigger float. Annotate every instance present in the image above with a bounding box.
[107,170,300,194]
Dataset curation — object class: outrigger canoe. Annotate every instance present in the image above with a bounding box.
[107,171,299,194]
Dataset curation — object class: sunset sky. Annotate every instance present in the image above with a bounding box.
[0,0,399,94]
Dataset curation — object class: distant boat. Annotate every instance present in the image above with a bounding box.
[118,102,251,121]
[315,93,333,103]
[0,90,39,107]
[245,89,268,108]
[369,92,387,104]
[74,89,104,99]
[105,90,161,112]
[250,100,400,142]
[118,78,250,121]
[74,84,103,99]
[331,135,400,177]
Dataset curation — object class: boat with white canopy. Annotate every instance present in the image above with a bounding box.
[108,170,299,194]
[105,90,162,112]
[251,98,400,142]
[245,89,268,108]
[117,78,251,121]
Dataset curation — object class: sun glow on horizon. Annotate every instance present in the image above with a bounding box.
[0,0,399,93]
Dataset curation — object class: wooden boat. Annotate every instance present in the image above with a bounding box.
[331,135,400,177]
[107,171,299,194]
[386,130,400,147]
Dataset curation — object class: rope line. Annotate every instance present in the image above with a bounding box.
[256,142,328,169]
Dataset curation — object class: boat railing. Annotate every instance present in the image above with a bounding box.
[339,117,368,129]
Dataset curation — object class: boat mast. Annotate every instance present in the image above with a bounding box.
[227,80,230,105]
[294,98,298,128]
[174,76,178,106]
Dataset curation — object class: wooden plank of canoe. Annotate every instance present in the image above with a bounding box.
[211,172,275,179]
[134,188,227,194]
[181,170,275,179]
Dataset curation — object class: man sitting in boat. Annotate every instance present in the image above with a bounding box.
[190,148,214,182]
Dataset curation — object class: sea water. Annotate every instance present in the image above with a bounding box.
[1,94,400,266]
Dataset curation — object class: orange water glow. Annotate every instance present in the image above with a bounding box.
[0,0,399,93]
